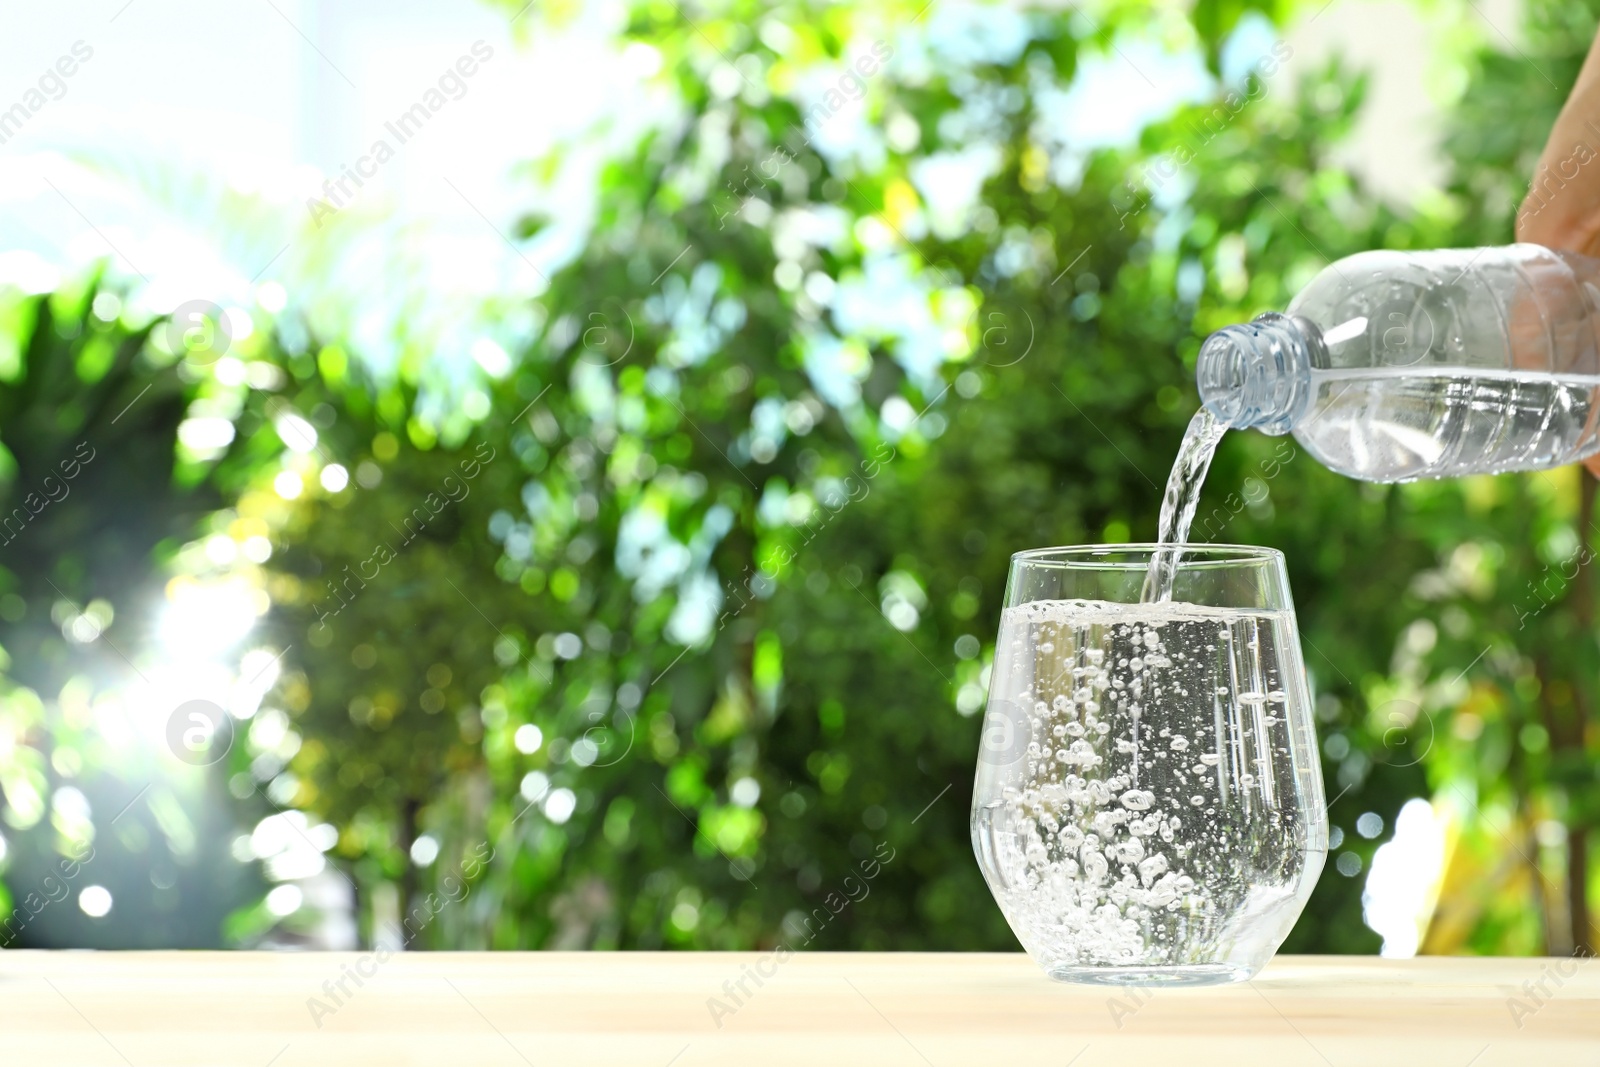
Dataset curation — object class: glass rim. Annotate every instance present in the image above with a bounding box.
[1010,543,1285,570]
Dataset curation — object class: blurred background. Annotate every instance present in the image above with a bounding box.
[0,0,1592,959]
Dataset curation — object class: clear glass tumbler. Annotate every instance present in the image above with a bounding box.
[971,545,1326,986]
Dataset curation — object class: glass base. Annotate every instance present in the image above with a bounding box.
[1047,963,1253,987]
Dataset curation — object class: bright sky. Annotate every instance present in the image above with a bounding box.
[0,0,641,379]
[0,2,1271,317]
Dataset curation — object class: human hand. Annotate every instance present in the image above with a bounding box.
[1518,38,1600,476]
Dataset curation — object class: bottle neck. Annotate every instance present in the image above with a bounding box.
[1195,312,1319,434]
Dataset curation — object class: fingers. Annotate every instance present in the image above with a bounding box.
[1585,453,1600,479]
[1518,130,1600,256]
[1519,31,1600,255]
[1518,104,1600,255]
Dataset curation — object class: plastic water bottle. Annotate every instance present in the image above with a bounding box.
[1195,243,1600,481]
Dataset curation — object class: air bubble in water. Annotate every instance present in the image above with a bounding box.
[1119,789,1155,811]
[1110,838,1145,864]
[1082,849,1109,882]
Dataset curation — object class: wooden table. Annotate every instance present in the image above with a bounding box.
[1,951,1595,1065]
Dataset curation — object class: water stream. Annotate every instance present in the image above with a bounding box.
[1143,407,1228,601]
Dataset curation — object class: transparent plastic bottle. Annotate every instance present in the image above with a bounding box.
[1195,244,1600,481]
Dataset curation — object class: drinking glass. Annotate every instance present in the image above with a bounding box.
[971,544,1326,986]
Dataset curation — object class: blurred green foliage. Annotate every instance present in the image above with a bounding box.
[0,0,1596,958]
[0,280,264,945]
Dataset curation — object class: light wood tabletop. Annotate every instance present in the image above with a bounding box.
[0,951,1595,1066]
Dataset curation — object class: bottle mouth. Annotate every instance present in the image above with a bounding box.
[1196,330,1252,426]
[1195,313,1314,434]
